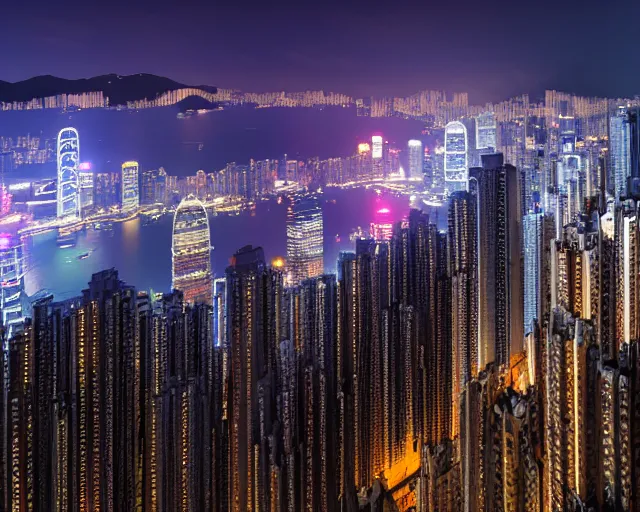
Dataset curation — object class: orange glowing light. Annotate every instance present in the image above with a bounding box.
[358,143,371,154]
[271,257,285,268]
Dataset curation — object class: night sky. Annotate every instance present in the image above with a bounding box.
[2,0,639,103]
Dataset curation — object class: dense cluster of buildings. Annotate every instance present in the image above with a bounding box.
[5,95,640,510]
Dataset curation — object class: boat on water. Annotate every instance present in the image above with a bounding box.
[177,109,195,119]
[94,221,113,231]
[77,252,91,260]
[56,232,77,249]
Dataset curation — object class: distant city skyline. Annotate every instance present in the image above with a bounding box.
[1,0,639,103]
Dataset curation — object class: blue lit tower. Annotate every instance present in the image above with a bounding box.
[628,106,640,191]
[523,212,544,335]
[608,108,631,199]
[172,195,213,305]
[56,127,80,218]
[444,121,468,192]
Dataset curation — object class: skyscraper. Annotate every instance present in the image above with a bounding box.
[172,195,213,305]
[141,168,167,204]
[0,234,26,338]
[610,106,631,199]
[475,111,497,151]
[523,212,544,335]
[448,191,478,407]
[444,121,469,192]
[372,135,384,177]
[370,207,394,241]
[78,162,94,215]
[121,161,139,213]
[408,139,423,179]
[629,106,640,184]
[286,192,323,285]
[225,245,283,512]
[469,153,523,368]
[56,127,80,218]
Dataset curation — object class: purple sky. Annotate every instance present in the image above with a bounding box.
[1,0,638,103]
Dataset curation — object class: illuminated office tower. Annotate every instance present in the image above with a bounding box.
[371,135,384,177]
[172,195,213,305]
[444,120,468,192]
[475,111,497,151]
[225,246,283,512]
[56,127,80,218]
[371,135,383,160]
[448,191,478,432]
[121,161,139,212]
[408,139,423,179]
[78,162,94,215]
[196,169,207,198]
[141,168,167,204]
[0,234,26,338]
[469,153,523,368]
[610,106,631,199]
[286,192,323,285]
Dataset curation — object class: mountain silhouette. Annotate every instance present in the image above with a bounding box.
[0,73,217,106]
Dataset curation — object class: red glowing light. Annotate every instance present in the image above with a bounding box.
[377,208,390,214]
[0,234,12,249]
[78,162,92,171]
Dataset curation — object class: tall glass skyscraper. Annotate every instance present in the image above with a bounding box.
[444,121,468,192]
[56,127,80,218]
[121,161,139,213]
[172,195,213,304]
[610,106,631,199]
[475,112,497,151]
[523,212,544,335]
[286,192,323,285]
[408,140,423,179]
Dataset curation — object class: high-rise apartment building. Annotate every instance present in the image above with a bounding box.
[469,153,523,368]
[225,245,283,512]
